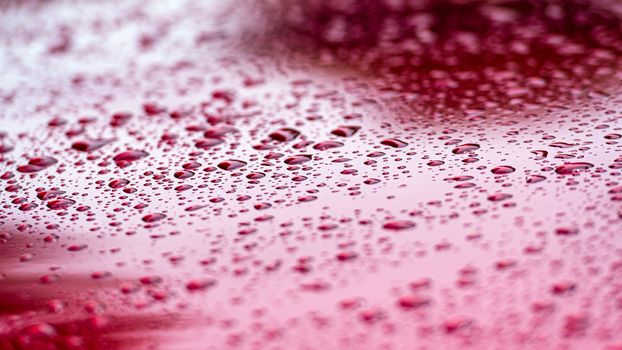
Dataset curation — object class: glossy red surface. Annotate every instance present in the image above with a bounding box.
[1,0,622,349]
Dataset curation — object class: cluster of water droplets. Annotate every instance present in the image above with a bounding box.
[0,0,622,349]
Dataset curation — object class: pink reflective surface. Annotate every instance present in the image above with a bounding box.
[1,0,622,349]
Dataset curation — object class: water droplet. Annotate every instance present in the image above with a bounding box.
[113,150,149,167]
[452,143,480,154]
[383,220,416,231]
[549,142,575,148]
[0,144,14,154]
[67,243,88,252]
[397,294,431,309]
[46,198,76,210]
[246,172,265,180]
[269,128,300,142]
[551,281,576,295]
[526,175,547,184]
[142,213,166,222]
[37,190,66,200]
[487,193,513,202]
[284,154,312,165]
[186,278,217,292]
[427,160,444,166]
[204,126,238,138]
[313,140,344,150]
[195,138,224,149]
[491,165,515,175]
[531,150,548,159]
[71,138,113,152]
[336,251,358,261]
[331,125,360,137]
[174,170,195,179]
[17,156,58,173]
[380,138,408,148]
[555,227,579,236]
[217,159,247,171]
[40,274,60,284]
[108,179,130,189]
[555,162,594,175]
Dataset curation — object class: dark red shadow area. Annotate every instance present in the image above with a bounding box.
[250,0,622,115]
[0,234,179,350]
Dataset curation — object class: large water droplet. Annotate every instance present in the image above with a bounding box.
[382,220,416,231]
[555,162,594,175]
[269,128,300,142]
[313,140,344,150]
[217,159,247,171]
[46,198,76,210]
[452,143,480,154]
[113,150,149,167]
[491,165,516,175]
[380,138,408,148]
[72,138,113,152]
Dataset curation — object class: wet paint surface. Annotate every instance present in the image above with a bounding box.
[1,0,622,349]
